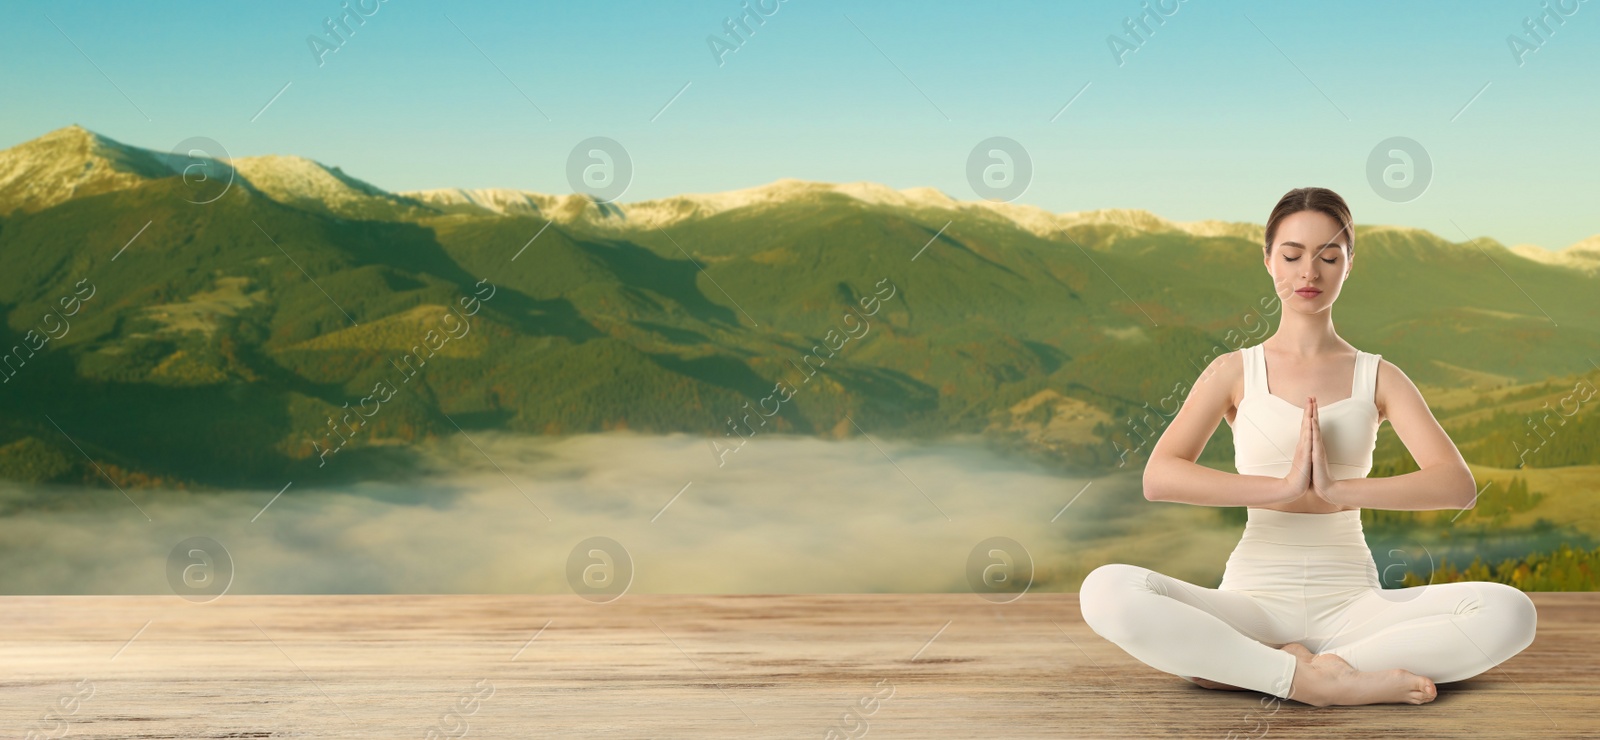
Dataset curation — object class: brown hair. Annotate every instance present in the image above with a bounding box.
[1264,187,1353,257]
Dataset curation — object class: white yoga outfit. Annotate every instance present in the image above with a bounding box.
[1079,343,1538,699]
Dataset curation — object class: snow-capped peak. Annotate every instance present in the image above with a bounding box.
[232,155,383,198]
[4,127,1594,268]
[0,124,175,215]
[1512,235,1600,273]
[401,178,1206,239]
[229,155,426,218]
[400,188,543,216]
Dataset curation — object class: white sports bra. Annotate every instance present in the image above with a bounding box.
[1228,343,1382,480]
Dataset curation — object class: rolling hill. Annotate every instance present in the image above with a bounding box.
[1,125,1597,496]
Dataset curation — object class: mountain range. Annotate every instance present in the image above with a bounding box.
[0,125,1597,497]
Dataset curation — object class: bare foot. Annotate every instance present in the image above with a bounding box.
[1281,642,1315,660]
[1190,677,1249,691]
[1284,644,1437,707]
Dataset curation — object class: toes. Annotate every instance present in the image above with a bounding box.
[1405,675,1437,703]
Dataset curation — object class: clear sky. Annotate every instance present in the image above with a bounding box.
[3,0,1595,250]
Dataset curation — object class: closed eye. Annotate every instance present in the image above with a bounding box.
[1283,257,1339,264]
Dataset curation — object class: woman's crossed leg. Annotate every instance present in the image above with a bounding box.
[1312,580,1538,684]
[1079,563,1301,698]
[1078,563,1443,705]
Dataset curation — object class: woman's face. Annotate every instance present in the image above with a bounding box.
[1265,209,1352,312]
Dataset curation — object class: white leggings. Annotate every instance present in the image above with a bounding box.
[1078,508,1538,699]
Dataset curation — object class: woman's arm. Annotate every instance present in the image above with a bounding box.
[1144,350,1296,507]
[1325,359,1477,511]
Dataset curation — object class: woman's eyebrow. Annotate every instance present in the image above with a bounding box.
[1278,240,1345,250]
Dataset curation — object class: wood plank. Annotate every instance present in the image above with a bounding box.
[1,593,1593,738]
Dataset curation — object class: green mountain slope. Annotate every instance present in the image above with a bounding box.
[1,126,1597,495]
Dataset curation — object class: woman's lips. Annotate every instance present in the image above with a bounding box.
[1295,288,1322,298]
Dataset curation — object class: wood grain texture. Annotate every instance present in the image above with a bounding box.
[1,593,1594,739]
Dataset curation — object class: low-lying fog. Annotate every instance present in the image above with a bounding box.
[0,431,1285,594]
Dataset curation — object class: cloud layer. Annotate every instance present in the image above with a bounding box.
[0,431,1240,594]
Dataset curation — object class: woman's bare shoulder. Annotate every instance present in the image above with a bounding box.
[1196,347,1246,412]
[1372,355,1421,425]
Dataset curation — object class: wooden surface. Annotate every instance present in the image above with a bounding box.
[1,592,1594,738]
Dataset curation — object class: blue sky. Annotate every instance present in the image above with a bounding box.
[3,0,1595,249]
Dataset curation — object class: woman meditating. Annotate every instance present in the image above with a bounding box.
[1078,186,1538,707]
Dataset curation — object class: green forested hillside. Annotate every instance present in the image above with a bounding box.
[2,131,1599,499]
